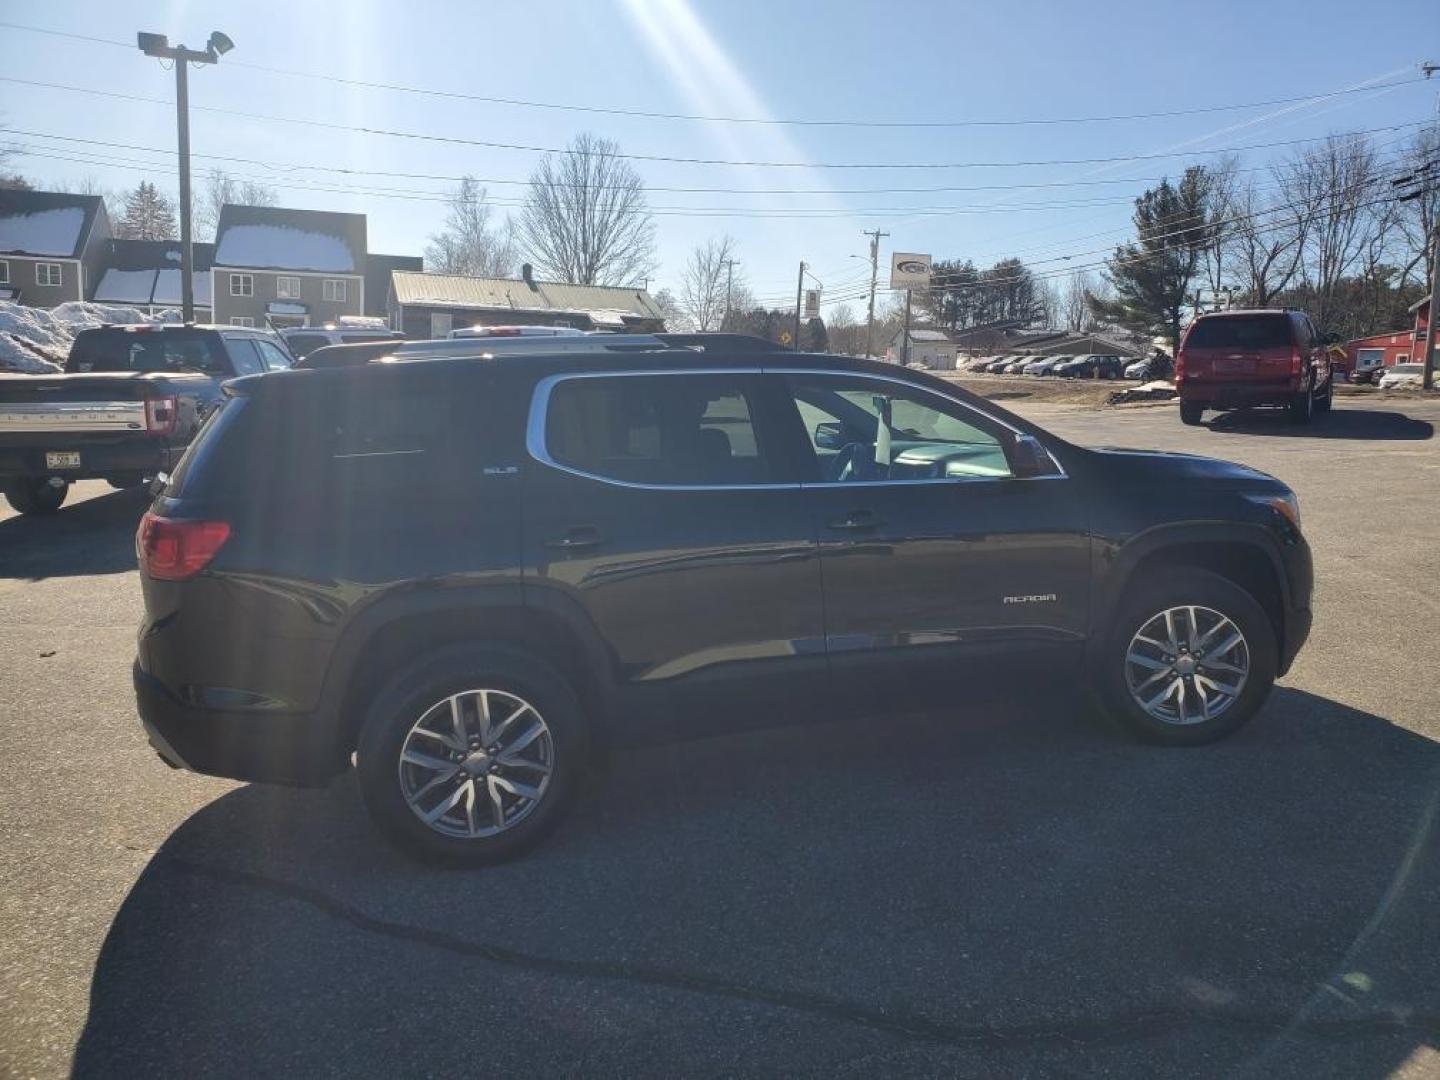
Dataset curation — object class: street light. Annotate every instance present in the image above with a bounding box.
[136,28,235,323]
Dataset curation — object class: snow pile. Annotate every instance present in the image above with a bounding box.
[0,207,87,257]
[0,300,160,373]
[337,315,389,329]
[215,224,355,272]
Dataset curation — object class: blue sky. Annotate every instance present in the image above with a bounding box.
[1,0,1435,315]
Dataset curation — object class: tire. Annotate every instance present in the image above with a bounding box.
[1179,401,1205,426]
[356,644,587,865]
[1288,378,1315,424]
[4,478,68,515]
[106,473,146,490]
[1315,376,1333,414]
[1094,568,1278,746]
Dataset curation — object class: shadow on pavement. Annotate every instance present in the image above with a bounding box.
[74,689,1440,1077]
[0,488,148,580]
[1207,408,1434,441]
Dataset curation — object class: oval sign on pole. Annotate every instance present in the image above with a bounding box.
[889,252,931,290]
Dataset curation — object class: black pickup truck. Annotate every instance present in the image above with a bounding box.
[0,324,293,514]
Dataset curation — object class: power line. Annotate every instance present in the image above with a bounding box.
[1,77,1430,171]
[0,21,1425,131]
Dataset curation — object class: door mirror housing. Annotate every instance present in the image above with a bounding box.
[813,421,848,451]
[1007,433,1058,479]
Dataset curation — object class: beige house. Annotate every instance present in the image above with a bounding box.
[211,205,366,328]
[0,191,112,309]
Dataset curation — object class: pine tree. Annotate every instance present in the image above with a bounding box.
[116,181,178,241]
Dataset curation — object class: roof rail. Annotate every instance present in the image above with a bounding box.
[294,332,680,369]
[655,333,778,352]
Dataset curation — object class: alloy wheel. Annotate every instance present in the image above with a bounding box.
[1124,605,1250,726]
[397,688,554,838]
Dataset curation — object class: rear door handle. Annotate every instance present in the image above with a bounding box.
[546,526,603,550]
[827,510,884,532]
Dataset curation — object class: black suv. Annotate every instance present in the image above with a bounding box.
[133,338,1313,863]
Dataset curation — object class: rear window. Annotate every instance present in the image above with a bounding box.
[1185,315,1292,350]
[283,333,333,358]
[67,329,226,374]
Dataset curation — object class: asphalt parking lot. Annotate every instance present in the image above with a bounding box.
[2,397,1439,1078]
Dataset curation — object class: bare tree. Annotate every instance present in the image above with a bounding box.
[679,236,743,331]
[519,133,656,286]
[196,169,278,241]
[1395,124,1440,290]
[1062,271,1096,331]
[828,303,861,354]
[1200,155,1240,299]
[72,175,124,223]
[1228,176,1306,306]
[425,177,518,277]
[651,287,683,329]
[1275,134,1384,330]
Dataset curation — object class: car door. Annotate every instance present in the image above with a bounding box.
[521,369,826,745]
[777,370,1091,714]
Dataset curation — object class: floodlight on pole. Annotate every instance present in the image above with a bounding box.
[135,29,235,323]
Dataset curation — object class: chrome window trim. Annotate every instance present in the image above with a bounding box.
[525,366,1067,492]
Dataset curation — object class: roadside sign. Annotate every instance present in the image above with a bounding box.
[779,330,793,345]
[804,289,821,319]
[890,252,931,290]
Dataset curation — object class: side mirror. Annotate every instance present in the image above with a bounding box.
[814,421,848,451]
[1007,433,1057,479]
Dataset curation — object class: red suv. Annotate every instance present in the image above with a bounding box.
[1176,310,1333,426]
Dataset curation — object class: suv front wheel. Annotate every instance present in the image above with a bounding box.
[356,645,586,864]
[1095,568,1277,745]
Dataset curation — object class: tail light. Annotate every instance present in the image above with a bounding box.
[136,512,230,580]
[1174,350,1186,385]
[1290,349,1303,377]
[145,395,179,436]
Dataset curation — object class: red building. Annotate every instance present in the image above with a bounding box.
[1346,329,1416,379]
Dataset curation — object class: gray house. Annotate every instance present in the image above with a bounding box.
[0,190,112,308]
[92,238,215,318]
[211,205,366,328]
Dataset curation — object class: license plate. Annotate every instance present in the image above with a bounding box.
[45,451,81,469]
[1215,357,1254,374]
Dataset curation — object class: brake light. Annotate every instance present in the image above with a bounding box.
[145,395,179,436]
[1291,349,1303,376]
[136,513,231,580]
[1174,350,1186,384]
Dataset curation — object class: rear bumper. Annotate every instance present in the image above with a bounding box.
[1180,381,1298,409]
[0,439,178,481]
[133,661,346,786]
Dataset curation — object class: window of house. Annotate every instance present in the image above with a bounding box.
[230,316,255,328]
[230,273,253,297]
[323,278,347,302]
[36,263,63,287]
[785,375,1015,483]
[430,312,453,338]
[276,276,301,300]
[0,260,9,284]
[544,375,771,486]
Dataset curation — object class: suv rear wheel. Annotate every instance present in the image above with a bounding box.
[4,478,68,515]
[1095,568,1277,745]
[1179,401,1205,426]
[1288,377,1315,424]
[356,645,586,864]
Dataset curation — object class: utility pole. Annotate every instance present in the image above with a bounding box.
[1393,133,1438,389]
[902,289,913,366]
[137,29,234,324]
[862,228,888,358]
[793,261,805,351]
[721,258,738,329]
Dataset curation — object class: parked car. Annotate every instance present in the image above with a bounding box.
[448,325,588,339]
[999,356,1034,374]
[1176,310,1334,426]
[134,335,1313,863]
[1377,362,1425,389]
[984,355,1017,373]
[0,324,292,514]
[1125,356,1163,380]
[280,325,404,360]
[1022,355,1070,376]
[1056,354,1125,379]
[962,355,997,371]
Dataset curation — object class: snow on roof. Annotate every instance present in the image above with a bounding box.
[94,269,158,304]
[267,301,307,315]
[0,207,88,257]
[215,224,356,273]
[152,269,213,307]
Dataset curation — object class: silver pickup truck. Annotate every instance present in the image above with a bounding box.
[0,323,292,515]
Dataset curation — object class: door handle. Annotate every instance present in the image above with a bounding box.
[546,526,603,550]
[827,510,884,532]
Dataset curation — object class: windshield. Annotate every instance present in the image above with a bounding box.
[67,330,223,373]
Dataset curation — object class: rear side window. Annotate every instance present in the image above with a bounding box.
[223,337,265,376]
[544,374,770,486]
[67,329,225,373]
[284,333,332,358]
[1185,316,1292,350]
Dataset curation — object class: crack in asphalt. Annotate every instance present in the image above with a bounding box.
[160,856,1440,1051]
